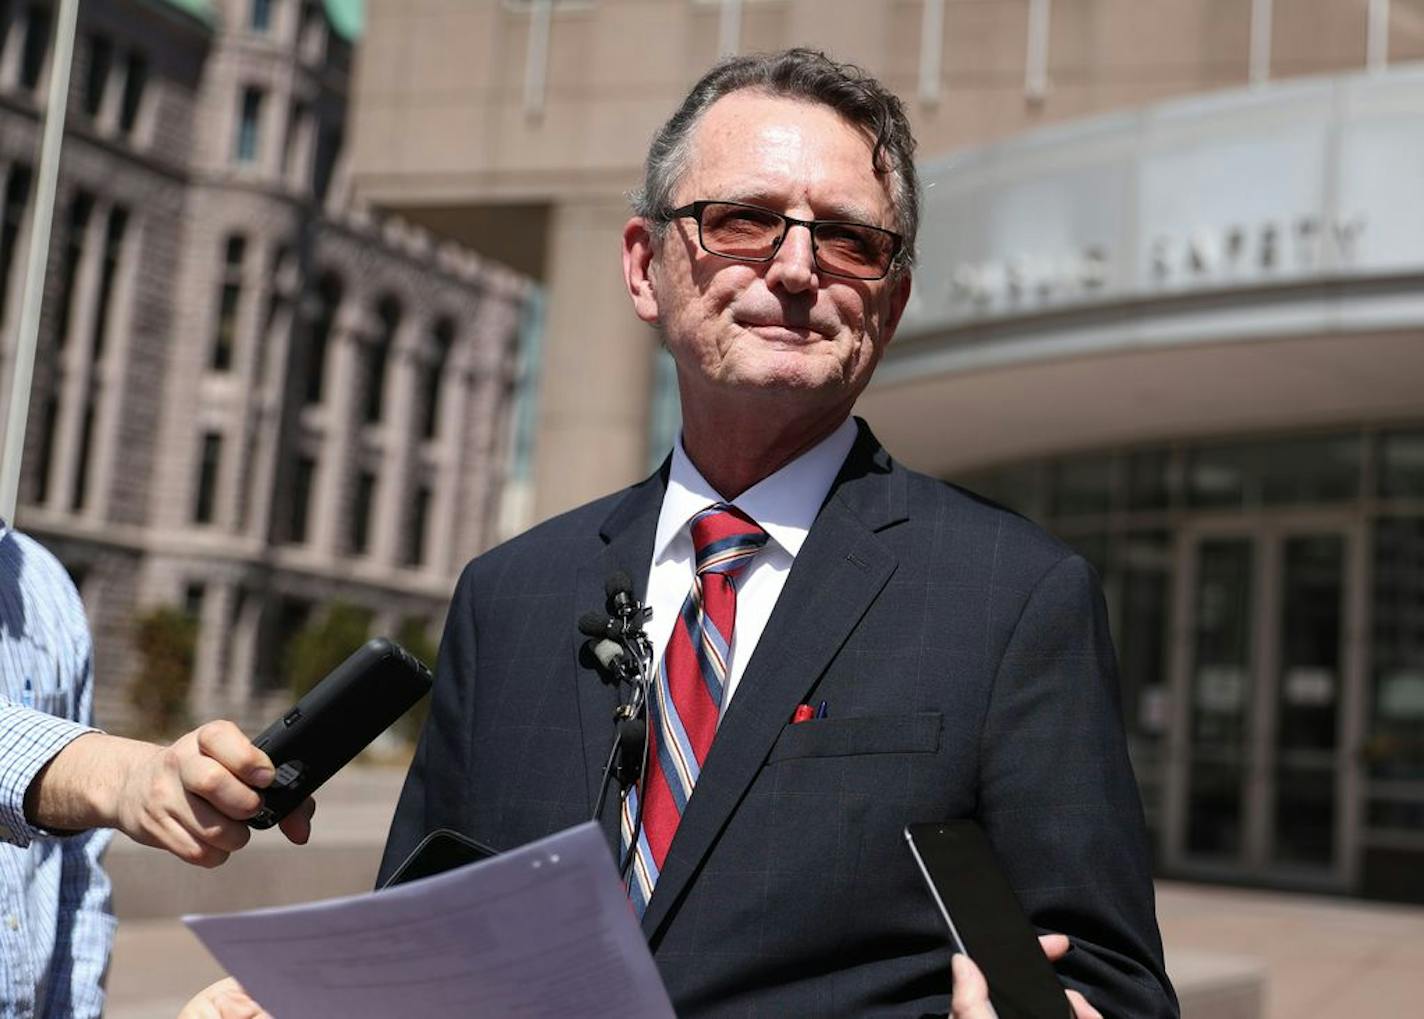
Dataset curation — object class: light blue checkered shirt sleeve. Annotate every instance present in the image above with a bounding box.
[0,528,114,1018]
[0,704,96,846]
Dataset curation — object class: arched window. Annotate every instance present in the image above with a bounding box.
[420,317,454,440]
[304,273,342,405]
[364,296,399,424]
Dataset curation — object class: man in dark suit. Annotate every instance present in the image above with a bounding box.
[380,49,1177,1018]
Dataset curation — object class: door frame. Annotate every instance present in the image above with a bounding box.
[1162,510,1367,891]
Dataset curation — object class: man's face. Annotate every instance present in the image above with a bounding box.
[625,91,912,421]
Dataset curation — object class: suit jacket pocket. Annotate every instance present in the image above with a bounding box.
[767,711,942,763]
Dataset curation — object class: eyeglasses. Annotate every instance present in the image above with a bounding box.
[663,200,903,281]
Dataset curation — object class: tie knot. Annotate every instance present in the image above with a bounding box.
[690,504,767,578]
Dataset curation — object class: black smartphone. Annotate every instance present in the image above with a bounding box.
[248,637,433,829]
[904,821,1073,1019]
[380,828,499,888]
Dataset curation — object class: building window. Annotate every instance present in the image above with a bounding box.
[118,50,146,136]
[235,86,265,163]
[304,275,341,404]
[234,430,258,532]
[193,431,222,524]
[211,234,246,372]
[83,34,112,118]
[54,191,93,350]
[0,164,32,329]
[253,242,289,385]
[364,297,399,424]
[281,100,306,184]
[405,484,431,567]
[70,398,96,512]
[313,123,342,203]
[19,4,49,91]
[33,392,57,504]
[421,318,454,440]
[350,469,375,554]
[183,582,205,621]
[89,205,127,360]
[299,1,325,61]
[289,454,315,543]
[250,0,273,32]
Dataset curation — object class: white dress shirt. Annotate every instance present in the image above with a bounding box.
[644,417,857,717]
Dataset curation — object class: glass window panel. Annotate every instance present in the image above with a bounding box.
[1368,518,1424,781]
[1187,443,1249,509]
[1367,797,1424,831]
[289,455,315,543]
[1116,532,1173,740]
[119,51,147,135]
[1190,538,1254,747]
[1259,435,1361,505]
[1050,453,1114,518]
[0,164,33,329]
[351,470,375,554]
[20,5,50,91]
[193,432,222,524]
[1186,758,1245,857]
[1062,532,1109,577]
[83,34,112,117]
[1127,448,1173,511]
[1379,430,1424,499]
[1273,765,1336,866]
[236,87,264,162]
[959,462,1047,520]
[1277,535,1343,752]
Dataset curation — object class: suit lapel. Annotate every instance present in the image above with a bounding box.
[574,468,666,851]
[641,424,907,939]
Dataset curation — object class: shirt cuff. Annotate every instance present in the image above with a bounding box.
[0,704,98,846]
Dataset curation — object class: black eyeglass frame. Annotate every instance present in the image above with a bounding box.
[663,199,904,281]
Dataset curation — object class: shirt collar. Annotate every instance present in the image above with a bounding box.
[654,416,857,562]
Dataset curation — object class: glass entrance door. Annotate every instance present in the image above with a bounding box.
[1167,525,1360,887]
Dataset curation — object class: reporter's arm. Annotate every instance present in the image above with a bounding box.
[0,700,98,847]
[23,720,314,866]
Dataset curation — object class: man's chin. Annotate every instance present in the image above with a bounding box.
[718,363,848,396]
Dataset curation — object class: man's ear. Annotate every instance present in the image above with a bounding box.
[622,217,660,325]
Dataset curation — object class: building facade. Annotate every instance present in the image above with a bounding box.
[345,1,1424,900]
[0,0,530,731]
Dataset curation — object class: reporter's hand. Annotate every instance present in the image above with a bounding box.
[950,934,1102,1019]
[113,720,315,867]
[24,721,315,867]
[177,977,271,1019]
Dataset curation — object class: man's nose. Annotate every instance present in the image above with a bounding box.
[765,222,818,292]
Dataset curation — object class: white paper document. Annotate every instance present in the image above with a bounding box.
[184,822,675,1018]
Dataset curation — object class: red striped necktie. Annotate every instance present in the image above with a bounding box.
[622,503,768,914]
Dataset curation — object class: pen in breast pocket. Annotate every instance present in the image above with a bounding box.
[22,678,34,708]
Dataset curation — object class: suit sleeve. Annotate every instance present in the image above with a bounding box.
[977,553,1179,1018]
[377,562,481,885]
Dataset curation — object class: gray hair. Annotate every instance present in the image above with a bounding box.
[630,48,920,270]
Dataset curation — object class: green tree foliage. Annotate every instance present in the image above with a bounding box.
[283,601,373,700]
[129,606,197,738]
[394,615,438,744]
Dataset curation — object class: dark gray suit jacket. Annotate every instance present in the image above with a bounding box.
[379,422,1178,1018]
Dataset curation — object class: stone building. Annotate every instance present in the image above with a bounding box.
[0,0,530,730]
[346,0,1424,902]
